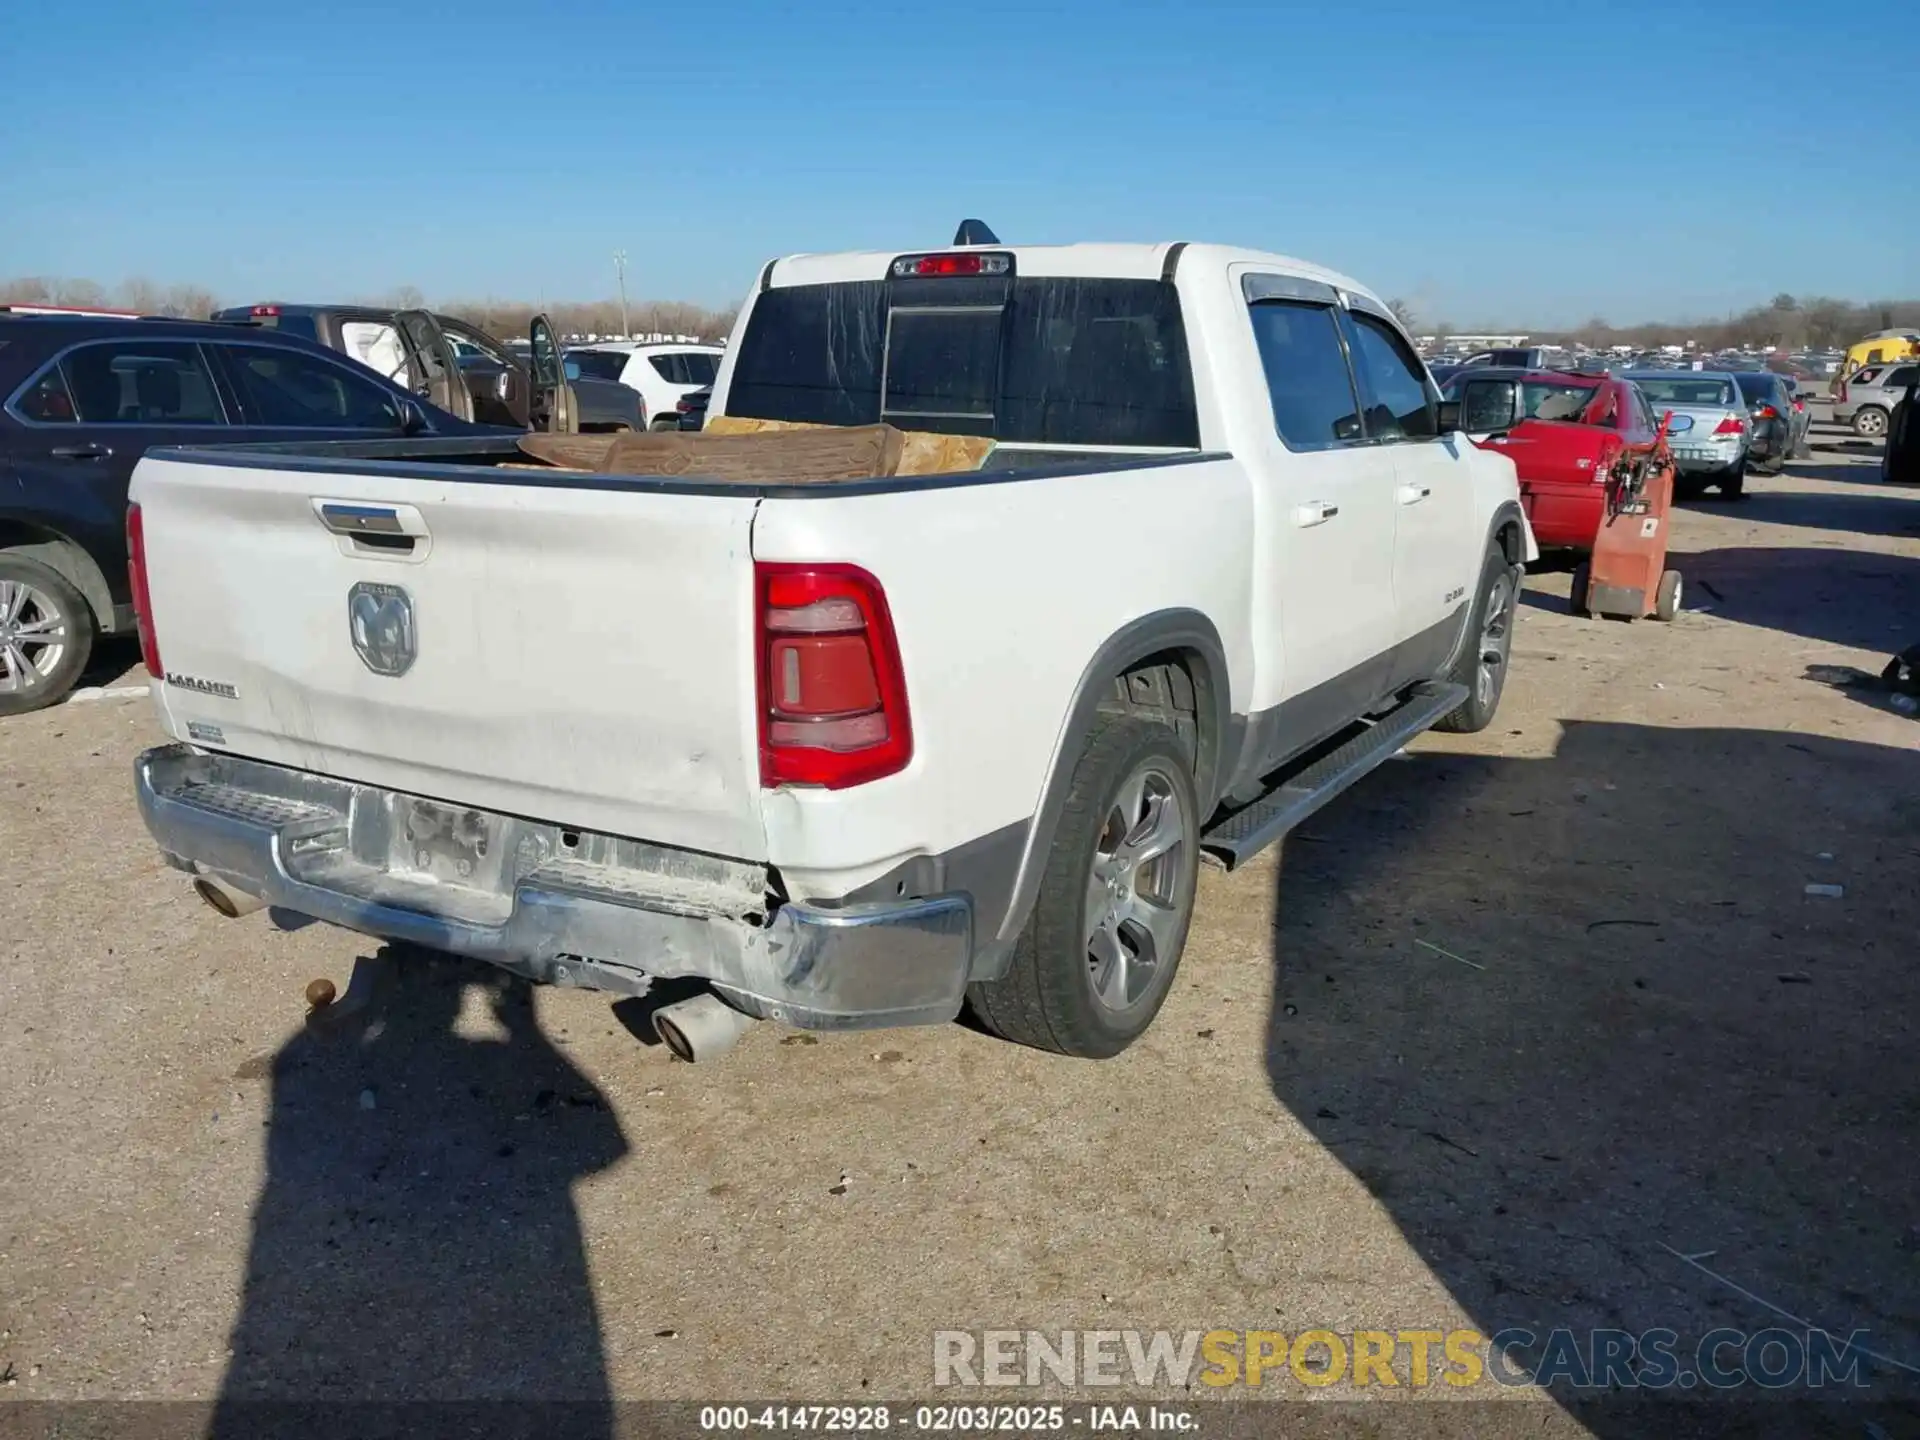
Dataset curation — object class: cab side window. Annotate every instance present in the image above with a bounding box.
[61,342,226,425]
[1341,311,1439,440]
[1246,300,1363,451]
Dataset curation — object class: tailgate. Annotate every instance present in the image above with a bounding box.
[132,454,768,861]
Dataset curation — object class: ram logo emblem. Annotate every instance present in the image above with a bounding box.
[349,582,416,677]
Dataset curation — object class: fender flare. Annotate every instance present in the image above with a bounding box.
[0,521,115,632]
[991,609,1233,948]
[1441,502,1530,674]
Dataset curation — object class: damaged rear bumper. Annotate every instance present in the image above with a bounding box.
[135,744,972,1030]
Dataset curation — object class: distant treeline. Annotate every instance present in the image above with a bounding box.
[9,276,1915,355]
[1423,294,1920,353]
[0,277,738,342]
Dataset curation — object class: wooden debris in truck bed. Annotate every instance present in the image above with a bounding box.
[514,421,994,483]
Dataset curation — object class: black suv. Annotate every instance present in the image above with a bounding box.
[0,315,514,714]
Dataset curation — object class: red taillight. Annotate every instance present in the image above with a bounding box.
[755,563,911,789]
[1713,416,1747,435]
[676,398,695,413]
[888,251,1013,279]
[249,304,279,316]
[1755,405,1779,420]
[919,254,982,277]
[1793,397,1806,412]
[126,503,162,677]
[1837,380,1849,402]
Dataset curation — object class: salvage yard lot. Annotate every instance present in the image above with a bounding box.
[4,425,1919,1428]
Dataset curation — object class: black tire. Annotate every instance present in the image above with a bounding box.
[1654,569,1683,622]
[1673,474,1708,501]
[1718,461,1745,498]
[0,553,94,716]
[1854,406,1890,440]
[1570,561,1592,616]
[648,415,679,432]
[967,715,1200,1058]
[1434,540,1518,734]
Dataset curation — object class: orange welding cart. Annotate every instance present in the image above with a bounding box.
[1571,414,1684,622]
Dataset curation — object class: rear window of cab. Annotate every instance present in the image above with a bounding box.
[725,275,1200,449]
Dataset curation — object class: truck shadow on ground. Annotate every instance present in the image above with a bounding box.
[212,949,626,1437]
[1264,720,1920,1433]
[1664,546,1920,654]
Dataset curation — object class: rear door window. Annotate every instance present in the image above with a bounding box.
[60,341,226,424]
[220,343,404,428]
[648,353,691,385]
[1245,300,1362,450]
[680,352,720,385]
[1886,365,1919,389]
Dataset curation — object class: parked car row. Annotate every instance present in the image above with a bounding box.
[1435,361,1807,534]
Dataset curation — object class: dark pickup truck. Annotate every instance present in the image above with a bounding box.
[210,305,643,433]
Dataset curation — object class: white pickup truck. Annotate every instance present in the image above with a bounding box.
[129,238,1533,1060]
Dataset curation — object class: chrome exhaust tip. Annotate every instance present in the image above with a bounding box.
[192,874,266,919]
[652,993,758,1063]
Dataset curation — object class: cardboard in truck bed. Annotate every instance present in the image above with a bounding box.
[514,420,994,483]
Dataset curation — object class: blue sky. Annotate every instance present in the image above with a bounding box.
[2,0,1910,327]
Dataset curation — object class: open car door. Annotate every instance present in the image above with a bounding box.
[393,309,474,422]
[528,313,577,434]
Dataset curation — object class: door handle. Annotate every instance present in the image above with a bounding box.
[1292,501,1339,528]
[1396,484,1432,506]
[312,499,432,560]
[49,443,111,460]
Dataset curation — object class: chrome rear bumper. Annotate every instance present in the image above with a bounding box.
[135,744,972,1030]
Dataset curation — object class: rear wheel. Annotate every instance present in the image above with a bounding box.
[0,555,93,716]
[1718,460,1746,499]
[967,714,1199,1057]
[1435,540,1518,733]
[1855,406,1890,439]
[1673,473,1708,501]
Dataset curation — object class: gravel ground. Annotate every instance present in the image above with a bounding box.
[3,420,1918,1436]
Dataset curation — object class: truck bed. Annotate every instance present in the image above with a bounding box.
[149,433,1216,499]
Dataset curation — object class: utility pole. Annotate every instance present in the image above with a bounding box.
[613,249,630,339]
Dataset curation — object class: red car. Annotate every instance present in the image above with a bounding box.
[1441,369,1664,552]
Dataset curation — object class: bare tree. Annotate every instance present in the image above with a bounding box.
[1387,297,1417,332]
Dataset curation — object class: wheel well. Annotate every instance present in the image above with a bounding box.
[1097,649,1217,804]
[0,521,113,630]
[1495,516,1525,566]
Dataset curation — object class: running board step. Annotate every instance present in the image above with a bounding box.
[1199,681,1468,870]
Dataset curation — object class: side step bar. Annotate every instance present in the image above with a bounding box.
[1199,681,1468,870]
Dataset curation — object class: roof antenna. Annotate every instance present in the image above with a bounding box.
[953,218,999,246]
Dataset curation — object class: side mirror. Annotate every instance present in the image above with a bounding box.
[398,399,429,436]
[1436,399,1462,435]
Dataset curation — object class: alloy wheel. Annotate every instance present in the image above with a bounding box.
[1083,761,1193,1014]
[0,579,69,696]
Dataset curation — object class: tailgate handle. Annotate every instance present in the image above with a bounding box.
[313,501,431,561]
